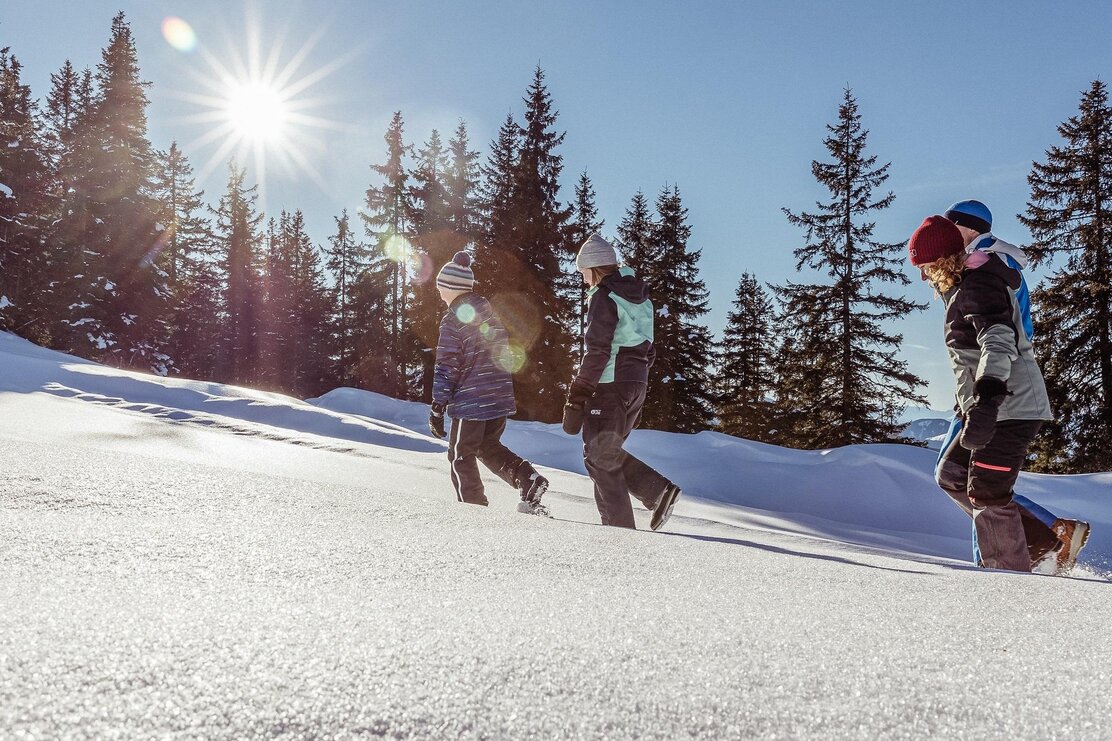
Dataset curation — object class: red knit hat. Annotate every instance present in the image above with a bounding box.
[909,215,964,266]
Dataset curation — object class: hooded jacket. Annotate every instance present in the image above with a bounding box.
[575,267,655,387]
[432,292,517,421]
[941,236,1052,421]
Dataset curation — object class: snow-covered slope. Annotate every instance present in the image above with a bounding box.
[3,331,1112,738]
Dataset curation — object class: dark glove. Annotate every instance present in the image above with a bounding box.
[429,403,446,440]
[562,403,585,435]
[960,377,1008,451]
[567,377,595,407]
[562,378,595,436]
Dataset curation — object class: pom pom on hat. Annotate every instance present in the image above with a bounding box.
[437,251,475,291]
[909,215,965,266]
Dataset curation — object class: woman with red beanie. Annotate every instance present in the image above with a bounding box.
[909,215,1090,573]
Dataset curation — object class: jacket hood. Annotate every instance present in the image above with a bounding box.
[600,266,650,303]
[966,248,1022,291]
[970,234,1028,268]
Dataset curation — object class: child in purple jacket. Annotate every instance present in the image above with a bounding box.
[428,252,548,512]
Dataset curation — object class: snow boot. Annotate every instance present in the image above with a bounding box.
[650,483,681,532]
[513,461,550,517]
[1052,519,1091,575]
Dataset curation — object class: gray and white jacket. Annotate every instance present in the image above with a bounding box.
[941,246,1052,421]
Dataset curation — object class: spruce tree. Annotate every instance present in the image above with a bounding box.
[82,12,171,373]
[775,89,926,448]
[258,215,293,388]
[617,190,657,279]
[151,142,220,379]
[212,161,263,385]
[501,67,575,421]
[362,111,412,397]
[475,69,575,421]
[408,128,456,400]
[445,120,481,242]
[1020,80,1112,472]
[0,48,53,344]
[716,273,778,442]
[567,170,604,353]
[324,209,369,388]
[642,184,715,432]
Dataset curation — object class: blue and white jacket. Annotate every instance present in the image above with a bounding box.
[432,292,517,421]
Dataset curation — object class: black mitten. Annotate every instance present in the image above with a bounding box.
[429,403,447,440]
[960,377,1008,451]
[562,403,585,435]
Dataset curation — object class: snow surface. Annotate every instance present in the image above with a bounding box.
[2,330,1111,738]
[0,182,12,198]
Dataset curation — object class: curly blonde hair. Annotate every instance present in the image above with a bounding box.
[921,252,966,295]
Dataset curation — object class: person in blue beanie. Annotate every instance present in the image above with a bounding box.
[429,251,549,512]
[916,207,1092,572]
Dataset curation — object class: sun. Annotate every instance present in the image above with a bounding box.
[225,81,287,142]
[162,10,359,205]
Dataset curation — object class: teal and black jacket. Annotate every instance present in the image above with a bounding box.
[575,267,655,388]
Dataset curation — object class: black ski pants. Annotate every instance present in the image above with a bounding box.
[581,381,670,529]
[935,418,1057,571]
[447,416,529,506]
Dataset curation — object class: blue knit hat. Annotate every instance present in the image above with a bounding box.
[944,200,992,235]
[436,251,474,291]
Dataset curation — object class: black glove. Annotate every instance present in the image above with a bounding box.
[562,378,595,436]
[960,377,1008,451]
[429,403,446,440]
[562,403,585,435]
[567,377,595,407]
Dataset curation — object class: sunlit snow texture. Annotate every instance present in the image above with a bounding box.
[2,330,1111,738]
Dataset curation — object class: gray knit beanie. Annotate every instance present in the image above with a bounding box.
[436,251,475,291]
[576,232,619,270]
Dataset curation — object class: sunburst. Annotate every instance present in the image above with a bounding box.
[162,7,359,206]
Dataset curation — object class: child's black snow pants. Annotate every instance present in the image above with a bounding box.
[935,418,1058,570]
[447,416,533,505]
[581,381,670,529]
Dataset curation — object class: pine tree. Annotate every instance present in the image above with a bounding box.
[84,12,171,373]
[213,160,263,384]
[1020,80,1112,473]
[617,190,656,278]
[288,210,333,396]
[258,214,293,388]
[482,67,574,421]
[642,184,715,432]
[716,273,778,441]
[445,120,481,242]
[150,142,220,379]
[567,170,604,353]
[408,128,456,400]
[774,89,926,448]
[0,48,53,344]
[362,111,412,397]
[324,209,369,388]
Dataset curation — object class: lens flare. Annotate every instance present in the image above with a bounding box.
[383,234,414,264]
[411,252,435,284]
[454,303,478,324]
[162,17,197,53]
[496,344,527,374]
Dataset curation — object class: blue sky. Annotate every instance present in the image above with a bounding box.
[5,0,1112,409]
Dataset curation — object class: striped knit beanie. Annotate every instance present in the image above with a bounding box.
[436,251,475,291]
[944,200,992,235]
[576,232,619,270]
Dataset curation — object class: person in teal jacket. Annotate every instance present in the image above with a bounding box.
[563,233,682,530]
